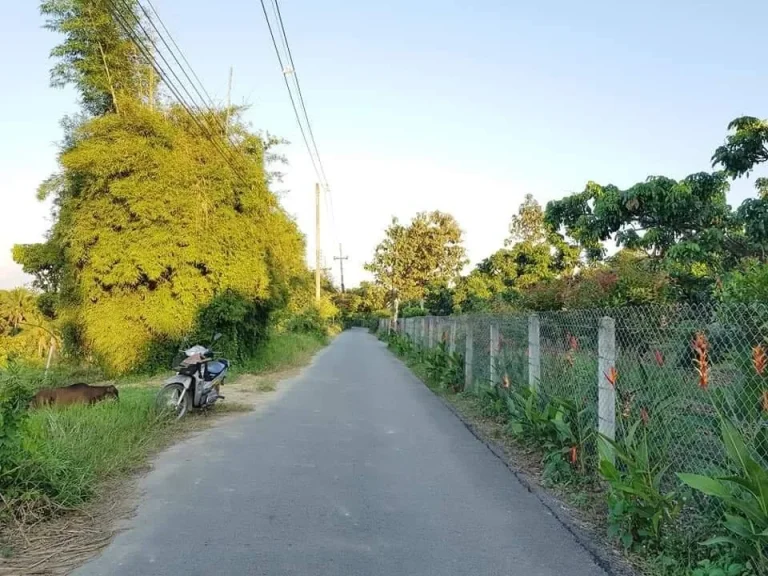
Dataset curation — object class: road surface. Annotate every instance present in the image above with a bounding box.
[75,329,607,576]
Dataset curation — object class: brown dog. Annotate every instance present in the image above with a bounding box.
[31,383,119,408]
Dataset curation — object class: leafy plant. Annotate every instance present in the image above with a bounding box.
[677,417,768,573]
[599,420,680,550]
[691,557,751,576]
[423,341,463,391]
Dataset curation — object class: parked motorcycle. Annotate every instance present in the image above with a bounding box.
[156,333,230,419]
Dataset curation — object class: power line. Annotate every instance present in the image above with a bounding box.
[272,0,329,189]
[260,0,341,264]
[258,0,323,187]
[107,0,250,186]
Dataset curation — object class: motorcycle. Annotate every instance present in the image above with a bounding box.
[156,333,230,419]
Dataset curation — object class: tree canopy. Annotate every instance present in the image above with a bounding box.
[9,1,311,373]
[364,211,467,319]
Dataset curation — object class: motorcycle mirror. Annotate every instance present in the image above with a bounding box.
[213,333,222,342]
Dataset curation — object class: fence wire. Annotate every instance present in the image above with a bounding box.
[381,303,768,494]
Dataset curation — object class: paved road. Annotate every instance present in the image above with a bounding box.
[75,329,606,576]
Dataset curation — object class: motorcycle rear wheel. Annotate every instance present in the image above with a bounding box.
[156,383,191,420]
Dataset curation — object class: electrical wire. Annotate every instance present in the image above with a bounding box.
[107,0,251,186]
[263,0,340,250]
[258,0,324,188]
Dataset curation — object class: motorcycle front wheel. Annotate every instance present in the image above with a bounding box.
[156,383,191,420]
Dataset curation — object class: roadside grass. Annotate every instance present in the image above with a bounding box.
[232,331,327,375]
[0,330,329,534]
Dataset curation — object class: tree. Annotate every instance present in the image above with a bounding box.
[712,116,768,181]
[545,173,736,299]
[712,116,768,260]
[506,193,547,246]
[452,196,578,312]
[41,0,153,116]
[23,104,306,373]
[365,211,467,321]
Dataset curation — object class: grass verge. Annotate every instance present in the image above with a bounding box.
[0,330,328,536]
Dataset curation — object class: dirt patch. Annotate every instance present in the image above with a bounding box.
[0,364,304,575]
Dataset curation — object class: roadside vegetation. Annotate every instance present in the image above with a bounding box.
[0,0,335,551]
[380,328,766,576]
[0,330,327,538]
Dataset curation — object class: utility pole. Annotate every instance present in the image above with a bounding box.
[315,183,321,301]
[333,244,348,293]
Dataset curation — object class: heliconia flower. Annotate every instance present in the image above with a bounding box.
[568,334,579,351]
[753,344,767,376]
[640,407,650,425]
[605,366,618,388]
[693,332,709,389]
[653,349,664,367]
[570,446,578,465]
[502,374,510,389]
[761,391,768,413]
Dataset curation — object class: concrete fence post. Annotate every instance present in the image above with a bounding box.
[448,319,457,355]
[427,316,435,349]
[490,323,500,387]
[420,316,427,348]
[598,316,617,464]
[464,323,474,390]
[528,314,541,391]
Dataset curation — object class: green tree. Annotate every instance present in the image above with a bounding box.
[365,211,467,321]
[545,173,735,299]
[29,105,305,372]
[41,0,153,116]
[452,195,578,312]
[712,116,768,260]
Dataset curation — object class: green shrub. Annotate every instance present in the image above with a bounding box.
[599,420,680,551]
[678,417,768,573]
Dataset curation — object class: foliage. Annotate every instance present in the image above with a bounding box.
[18,104,306,374]
[712,117,768,181]
[365,211,467,319]
[0,289,59,368]
[599,420,680,551]
[423,341,464,392]
[0,368,34,490]
[453,195,577,313]
[545,173,736,300]
[678,417,768,573]
[504,388,594,478]
[40,0,152,116]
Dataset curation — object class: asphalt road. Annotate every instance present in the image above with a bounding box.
[75,329,607,576]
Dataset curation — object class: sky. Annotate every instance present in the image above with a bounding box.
[1,0,767,290]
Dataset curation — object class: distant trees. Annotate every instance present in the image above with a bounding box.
[453,195,578,313]
[364,211,467,321]
[364,116,768,315]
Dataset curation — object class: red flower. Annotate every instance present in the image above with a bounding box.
[693,332,709,389]
[569,446,578,465]
[567,333,579,351]
[753,344,767,376]
[605,366,618,388]
[653,349,664,367]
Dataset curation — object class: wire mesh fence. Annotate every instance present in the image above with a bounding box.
[379,302,768,488]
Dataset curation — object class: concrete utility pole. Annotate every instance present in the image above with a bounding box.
[333,244,348,293]
[315,183,321,301]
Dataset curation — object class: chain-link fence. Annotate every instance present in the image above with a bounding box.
[379,302,768,486]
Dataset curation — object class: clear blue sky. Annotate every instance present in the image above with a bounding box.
[1,0,766,288]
